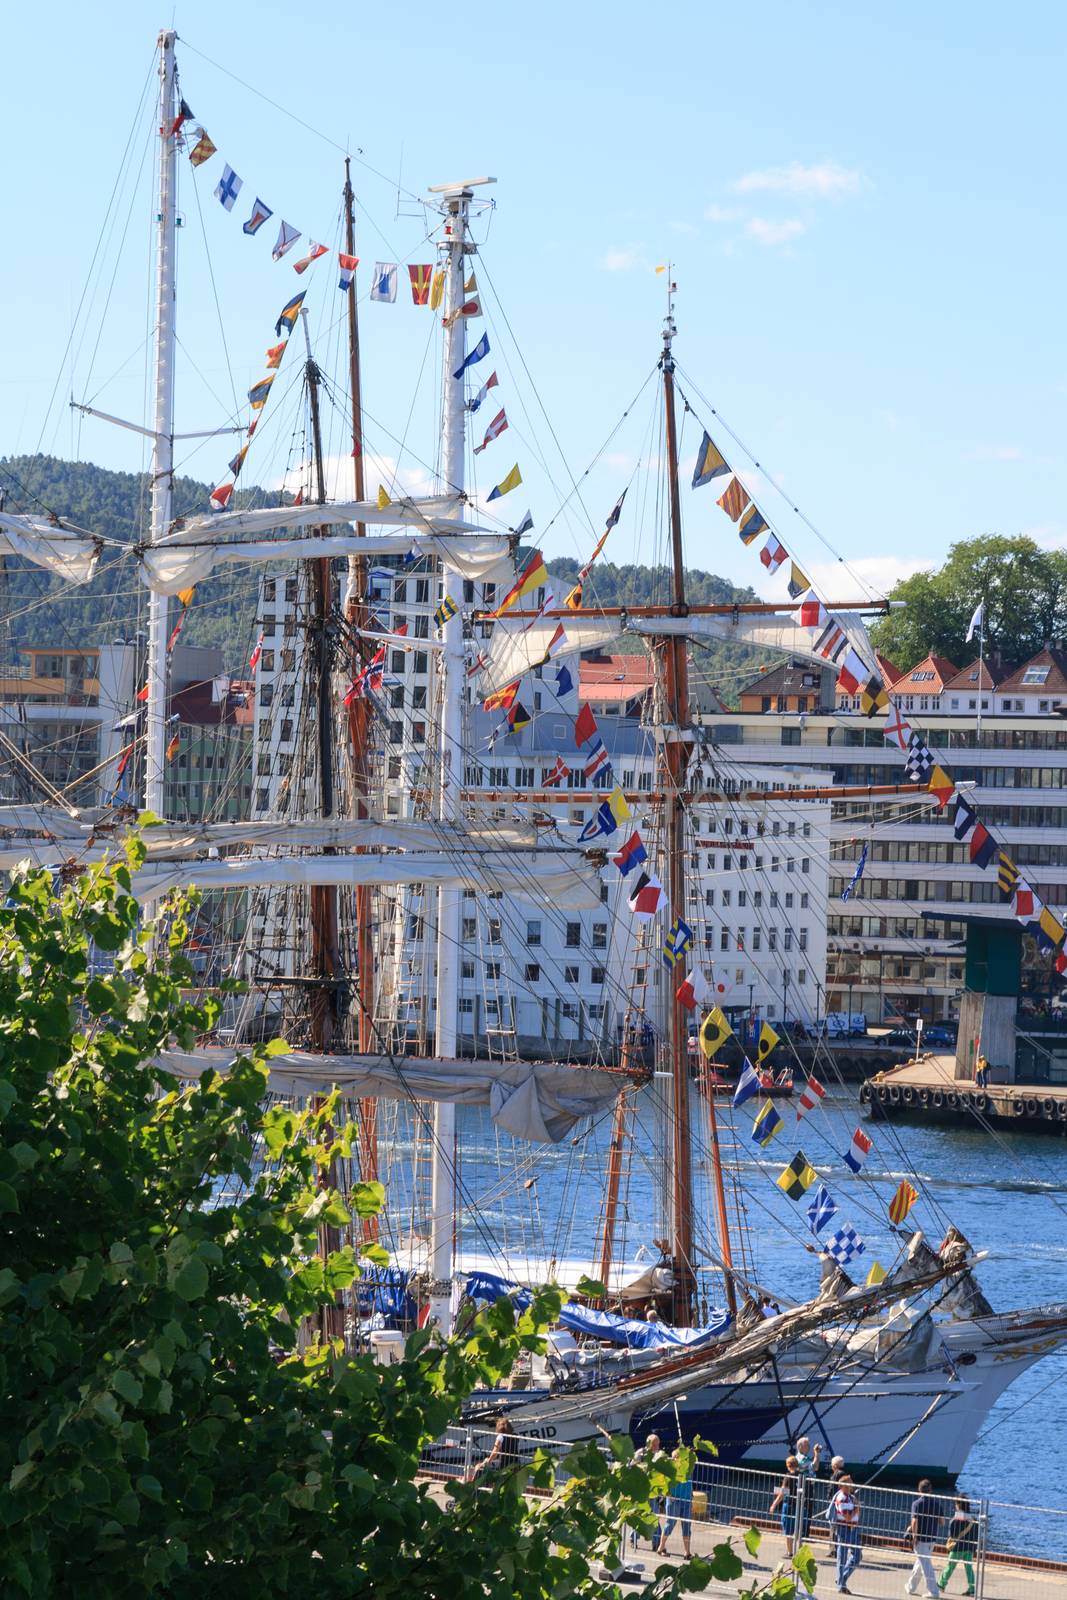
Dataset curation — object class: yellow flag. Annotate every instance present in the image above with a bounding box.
[176,587,196,608]
[487,463,522,501]
[606,787,631,826]
[756,1021,780,1062]
[377,485,391,510]
[866,1261,887,1287]
[699,1006,733,1061]
[429,268,445,310]
[464,272,478,293]
[655,264,667,274]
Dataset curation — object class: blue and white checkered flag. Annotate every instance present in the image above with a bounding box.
[807,1183,837,1235]
[826,1223,866,1267]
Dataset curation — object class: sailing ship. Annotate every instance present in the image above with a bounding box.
[1,29,1065,1486]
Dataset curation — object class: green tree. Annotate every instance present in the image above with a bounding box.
[870,535,1067,672]
[0,846,802,1598]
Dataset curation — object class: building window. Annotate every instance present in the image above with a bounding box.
[722,889,731,907]
[458,997,474,1015]
[801,858,810,875]
[752,928,762,952]
[565,922,581,947]
[524,963,540,982]
[591,966,605,985]
[797,969,808,984]
[784,929,793,951]
[462,918,476,940]
[592,923,607,949]
[526,920,541,946]
[799,929,808,950]
[564,965,579,984]
[738,890,747,907]
[785,892,794,909]
[485,962,501,980]
[768,930,777,951]
[720,928,729,951]
[461,961,475,979]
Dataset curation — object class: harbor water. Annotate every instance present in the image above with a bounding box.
[408,1083,1067,1551]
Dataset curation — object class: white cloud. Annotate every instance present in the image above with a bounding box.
[705,203,743,223]
[965,443,1024,462]
[802,553,934,600]
[732,160,864,199]
[599,244,645,272]
[744,217,806,247]
[1021,521,1067,550]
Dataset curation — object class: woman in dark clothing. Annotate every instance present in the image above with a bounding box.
[467,1416,520,1482]
[939,1497,978,1595]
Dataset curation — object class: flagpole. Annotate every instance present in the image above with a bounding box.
[145,30,178,815]
[977,610,985,741]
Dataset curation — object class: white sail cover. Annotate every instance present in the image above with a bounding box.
[168,495,473,539]
[130,850,602,908]
[159,1047,624,1143]
[141,529,510,595]
[0,514,100,585]
[478,607,879,696]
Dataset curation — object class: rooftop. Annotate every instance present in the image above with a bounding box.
[997,645,1067,698]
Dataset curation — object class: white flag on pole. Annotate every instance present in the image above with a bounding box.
[966,601,985,643]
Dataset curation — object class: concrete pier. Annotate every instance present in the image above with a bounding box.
[862,1056,1067,1135]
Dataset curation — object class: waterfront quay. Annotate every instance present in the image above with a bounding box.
[862,1055,1067,1134]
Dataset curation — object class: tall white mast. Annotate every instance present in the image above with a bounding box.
[427,177,493,1334]
[145,29,178,813]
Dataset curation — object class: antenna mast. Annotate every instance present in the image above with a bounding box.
[144,30,178,813]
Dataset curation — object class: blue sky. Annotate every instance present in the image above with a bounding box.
[2,1,1064,602]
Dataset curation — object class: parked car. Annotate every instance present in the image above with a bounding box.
[924,1023,957,1048]
[883,1027,918,1048]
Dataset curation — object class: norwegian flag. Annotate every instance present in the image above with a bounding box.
[760,534,787,573]
[542,755,568,788]
[796,1075,826,1120]
[249,633,265,673]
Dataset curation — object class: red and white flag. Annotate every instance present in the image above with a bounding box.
[293,241,329,274]
[628,870,665,920]
[837,647,869,696]
[885,702,910,751]
[542,754,568,788]
[796,1075,826,1120]
[473,407,508,456]
[676,968,711,1012]
[468,371,499,414]
[338,253,359,292]
[799,596,826,629]
[760,534,787,573]
[249,632,264,673]
[210,482,234,512]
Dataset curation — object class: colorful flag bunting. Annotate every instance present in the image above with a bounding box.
[776,1151,819,1200]
[489,549,547,618]
[800,596,826,629]
[370,262,397,302]
[885,702,910,750]
[209,482,234,512]
[1038,907,1066,950]
[227,444,249,478]
[888,1179,919,1224]
[446,297,481,323]
[752,1099,784,1148]
[628,870,665,919]
[997,852,1019,900]
[583,739,611,782]
[165,731,181,761]
[953,795,978,841]
[483,679,520,713]
[271,221,301,262]
[927,765,955,809]
[860,675,889,717]
[826,1224,865,1267]
[542,754,568,788]
[613,831,647,877]
[454,331,489,379]
[760,535,787,573]
[464,272,478,293]
[214,165,242,211]
[433,594,458,628]
[733,1058,761,1107]
[1015,883,1036,920]
[574,703,598,746]
[796,1075,826,1120]
[338,253,359,291]
[905,732,934,783]
[408,264,432,304]
[274,291,306,337]
[468,371,499,413]
[564,581,584,610]
[787,562,810,600]
[487,463,522,502]
[264,341,286,370]
[243,198,273,236]
[738,504,768,545]
[248,377,274,411]
[514,508,534,535]
[553,663,574,698]
[866,1261,887,1287]
[815,621,847,662]
[676,967,711,1013]
[808,1184,837,1234]
[429,267,445,310]
[970,823,997,869]
[842,1127,872,1174]
[840,842,869,903]
[837,648,870,696]
[662,915,694,969]
[293,241,329,274]
[717,477,751,521]
[756,1021,780,1062]
[508,700,531,732]
[699,1006,733,1060]
[692,431,730,487]
[474,408,508,455]
[168,98,194,139]
[249,633,264,673]
[188,128,217,168]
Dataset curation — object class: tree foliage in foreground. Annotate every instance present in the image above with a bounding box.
[870,534,1067,673]
[0,847,809,1598]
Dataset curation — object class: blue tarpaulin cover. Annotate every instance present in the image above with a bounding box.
[464,1271,731,1348]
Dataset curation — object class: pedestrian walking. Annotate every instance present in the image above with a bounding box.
[824,1456,847,1555]
[632,1432,666,1549]
[656,1446,694,1560]
[769,1455,801,1557]
[831,1476,862,1593]
[939,1497,978,1595]
[906,1478,945,1598]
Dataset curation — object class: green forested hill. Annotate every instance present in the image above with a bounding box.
[0,455,765,700]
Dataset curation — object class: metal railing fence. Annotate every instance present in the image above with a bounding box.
[420,1427,1067,1598]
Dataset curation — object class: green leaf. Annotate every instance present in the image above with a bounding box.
[707,1540,744,1581]
[8,1461,35,1491]
[0,1182,19,1214]
[574,1275,606,1299]
[743,1524,762,1557]
[263,1036,291,1057]
[171,1256,209,1301]
[351,1180,385,1218]
[9,1142,38,1171]
[793,1544,818,1592]
[111,1370,143,1406]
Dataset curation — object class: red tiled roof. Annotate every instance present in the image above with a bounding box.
[997,646,1067,697]
[895,653,958,693]
[579,654,655,688]
[942,657,1006,692]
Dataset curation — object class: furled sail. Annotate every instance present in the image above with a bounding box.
[0,816,543,858]
[158,1047,626,1144]
[0,513,100,585]
[478,608,879,698]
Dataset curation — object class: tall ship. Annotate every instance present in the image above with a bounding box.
[1,29,1064,1486]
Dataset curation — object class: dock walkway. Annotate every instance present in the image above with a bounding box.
[862,1054,1067,1133]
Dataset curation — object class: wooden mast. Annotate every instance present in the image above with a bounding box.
[341,162,379,1229]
